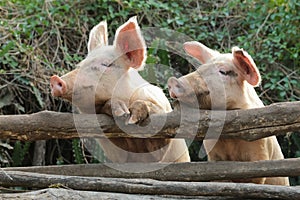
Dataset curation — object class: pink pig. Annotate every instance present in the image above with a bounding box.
[50,17,190,163]
[168,41,289,185]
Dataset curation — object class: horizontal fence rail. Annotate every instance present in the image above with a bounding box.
[4,158,300,182]
[0,101,299,141]
[0,170,299,199]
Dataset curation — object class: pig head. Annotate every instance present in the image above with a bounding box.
[50,17,190,163]
[168,41,289,185]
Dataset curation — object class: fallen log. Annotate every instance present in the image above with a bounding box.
[0,171,299,199]
[0,101,299,141]
[4,158,300,182]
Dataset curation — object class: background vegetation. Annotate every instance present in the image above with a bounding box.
[0,0,299,185]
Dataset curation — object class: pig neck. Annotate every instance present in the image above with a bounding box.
[114,68,149,102]
[236,82,264,110]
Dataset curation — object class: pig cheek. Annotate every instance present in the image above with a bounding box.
[95,84,112,101]
[72,90,97,112]
[96,71,117,99]
[72,89,89,105]
[197,94,211,109]
[190,82,210,109]
[178,87,199,106]
[72,81,95,103]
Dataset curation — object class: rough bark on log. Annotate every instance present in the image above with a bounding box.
[0,101,299,141]
[4,158,300,182]
[0,188,255,200]
[0,171,299,199]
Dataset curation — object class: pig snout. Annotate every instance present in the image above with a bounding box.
[167,77,186,99]
[50,75,67,97]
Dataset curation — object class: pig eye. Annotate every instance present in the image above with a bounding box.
[91,63,112,70]
[102,62,112,67]
[219,69,232,76]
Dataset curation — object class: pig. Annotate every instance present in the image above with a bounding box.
[50,17,190,163]
[167,41,289,185]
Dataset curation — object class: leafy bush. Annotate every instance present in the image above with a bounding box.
[11,141,31,167]
[0,0,299,184]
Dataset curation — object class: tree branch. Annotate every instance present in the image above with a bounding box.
[0,101,299,141]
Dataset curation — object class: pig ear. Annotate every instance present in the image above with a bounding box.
[232,47,261,86]
[113,16,146,70]
[87,20,108,53]
[183,41,220,64]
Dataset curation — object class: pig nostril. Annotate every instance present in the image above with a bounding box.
[58,82,62,87]
[170,91,177,99]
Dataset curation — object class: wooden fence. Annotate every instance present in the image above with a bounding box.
[0,101,300,199]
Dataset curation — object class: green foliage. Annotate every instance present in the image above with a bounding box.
[72,139,106,164]
[86,139,106,163]
[11,141,31,167]
[72,139,85,164]
[229,0,300,104]
[142,38,172,88]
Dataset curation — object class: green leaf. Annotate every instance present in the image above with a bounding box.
[14,103,25,113]
[72,139,84,164]
[0,92,14,109]
[146,55,158,64]
[32,85,44,108]
[0,41,15,57]
[11,141,31,167]
[89,141,105,163]
[279,91,286,97]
